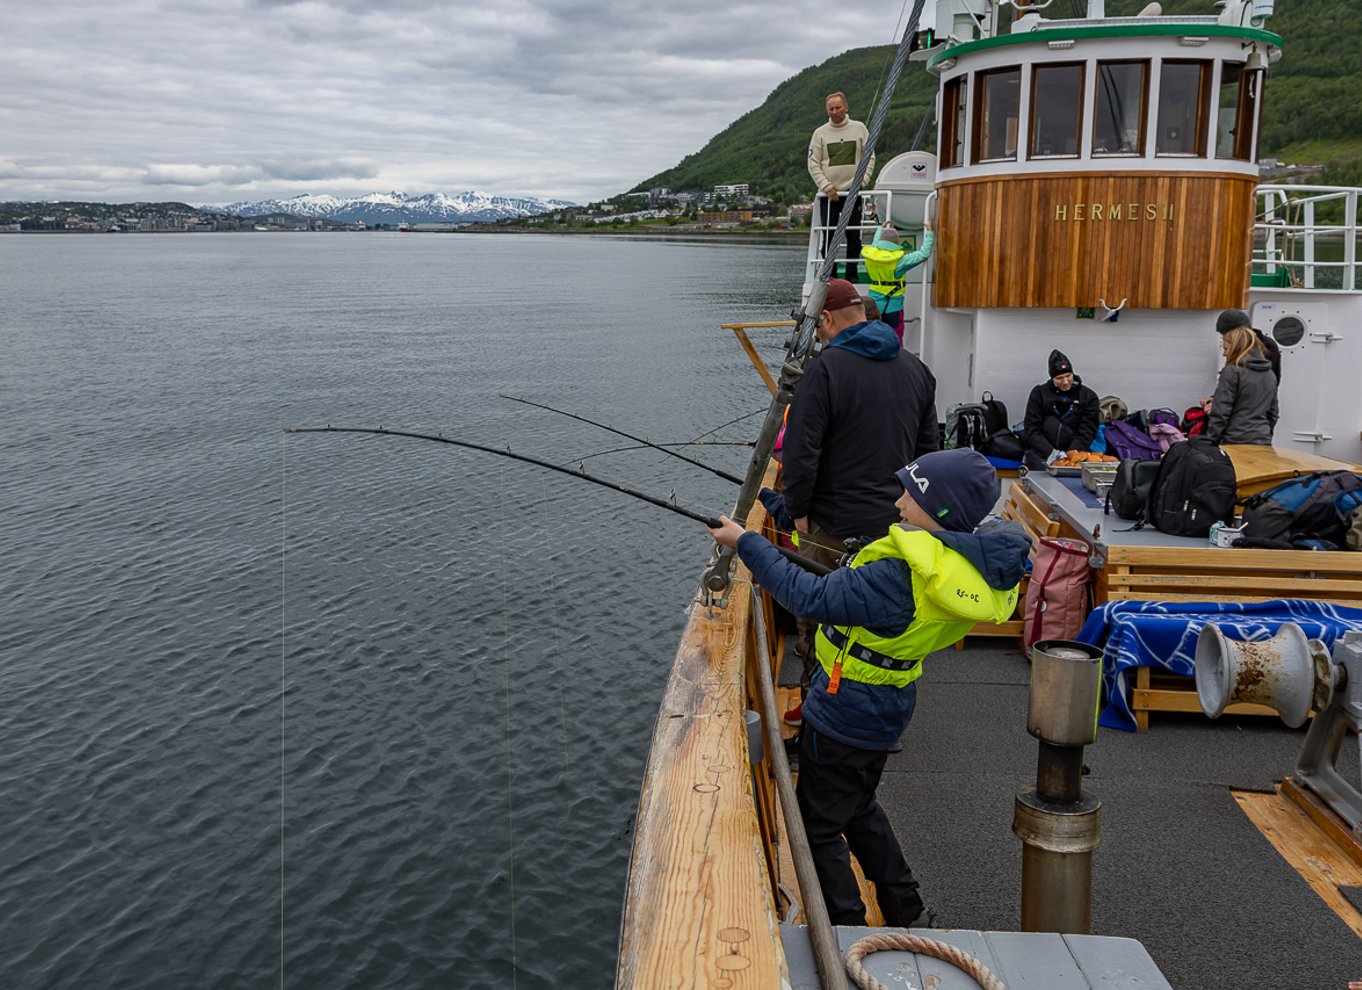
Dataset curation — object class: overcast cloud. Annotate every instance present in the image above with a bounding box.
[0,0,903,206]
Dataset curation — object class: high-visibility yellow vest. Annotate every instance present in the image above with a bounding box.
[814,527,1018,690]
[860,243,906,300]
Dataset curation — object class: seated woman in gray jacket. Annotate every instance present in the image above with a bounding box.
[1205,327,1279,445]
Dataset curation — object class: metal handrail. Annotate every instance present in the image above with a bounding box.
[805,189,897,283]
[1253,183,1360,291]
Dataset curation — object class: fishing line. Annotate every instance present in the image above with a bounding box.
[279,433,287,990]
[497,445,519,989]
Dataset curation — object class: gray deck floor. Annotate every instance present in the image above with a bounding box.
[779,639,1362,989]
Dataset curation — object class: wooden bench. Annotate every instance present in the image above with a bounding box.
[1100,545,1362,729]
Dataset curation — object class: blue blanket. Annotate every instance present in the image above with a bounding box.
[1076,599,1362,732]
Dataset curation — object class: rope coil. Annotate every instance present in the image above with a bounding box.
[845,932,1007,990]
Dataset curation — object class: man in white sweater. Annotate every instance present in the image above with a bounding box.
[808,91,874,280]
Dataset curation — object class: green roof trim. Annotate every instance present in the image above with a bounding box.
[926,24,1283,71]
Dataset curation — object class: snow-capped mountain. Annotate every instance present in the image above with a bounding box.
[212,190,576,224]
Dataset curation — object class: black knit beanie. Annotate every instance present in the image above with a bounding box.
[1048,349,1073,378]
[1216,309,1250,334]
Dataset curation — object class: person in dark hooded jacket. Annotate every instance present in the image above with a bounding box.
[1022,349,1100,467]
[1215,309,1280,383]
[709,449,1030,929]
[1206,326,1279,445]
[779,278,939,721]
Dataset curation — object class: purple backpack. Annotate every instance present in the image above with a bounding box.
[1105,420,1163,460]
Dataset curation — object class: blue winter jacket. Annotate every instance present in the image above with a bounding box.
[736,518,1030,748]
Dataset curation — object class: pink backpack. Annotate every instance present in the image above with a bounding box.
[1023,538,1092,651]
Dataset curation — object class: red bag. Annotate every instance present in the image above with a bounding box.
[1181,405,1208,437]
[1023,538,1091,650]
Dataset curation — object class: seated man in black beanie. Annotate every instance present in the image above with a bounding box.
[707,449,1029,929]
[1022,349,1100,470]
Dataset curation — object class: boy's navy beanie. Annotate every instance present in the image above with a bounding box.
[895,449,998,534]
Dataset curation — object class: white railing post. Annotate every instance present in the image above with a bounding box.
[1304,200,1316,290]
[1347,190,1358,292]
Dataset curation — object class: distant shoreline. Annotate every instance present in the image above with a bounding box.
[462,224,809,238]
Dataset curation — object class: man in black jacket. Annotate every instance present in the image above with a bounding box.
[1022,349,1100,468]
[780,278,938,720]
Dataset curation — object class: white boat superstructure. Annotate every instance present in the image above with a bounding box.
[804,0,1362,462]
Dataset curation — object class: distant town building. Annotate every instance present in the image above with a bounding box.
[713,183,750,198]
[697,210,754,224]
[593,208,667,224]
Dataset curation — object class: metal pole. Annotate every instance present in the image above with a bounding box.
[1013,640,1103,934]
[700,0,931,602]
[750,587,848,990]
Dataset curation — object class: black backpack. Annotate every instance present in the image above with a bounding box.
[1146,439,1237,537]
[1241,470,1362,545]
[981,430,1026,461]
[946,403,990,451]
[1105,459,1161,521]
[979,391,1009,438]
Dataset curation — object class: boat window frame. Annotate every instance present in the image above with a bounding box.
[1027,61,1086,161]
[1154,59,1211,158]
[972,64,1023,164]
[940,75,967,169]
[1215,60,1262,161]
[1091,59,1150,158]
[1235,66,1265,162]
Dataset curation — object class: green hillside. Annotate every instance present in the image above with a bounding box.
[633,0,1361,201]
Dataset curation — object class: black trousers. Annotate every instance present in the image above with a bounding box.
[819,195,863,278]
[796,727,924,926]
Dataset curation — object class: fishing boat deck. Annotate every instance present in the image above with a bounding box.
[775,639,1362,988]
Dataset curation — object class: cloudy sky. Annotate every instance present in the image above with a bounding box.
[1,0,904,207]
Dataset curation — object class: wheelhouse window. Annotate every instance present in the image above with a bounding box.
[1093,61,1148,156]
[1156,60,1210,156]
[973,67,1021,162]
[1216,61,1261,161]
[940,76,967,168]
[1029,62,1084,158]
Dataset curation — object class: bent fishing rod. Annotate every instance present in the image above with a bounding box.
[284,425,830,576]
[500,394,743,485]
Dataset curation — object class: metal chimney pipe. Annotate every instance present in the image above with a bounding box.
[1013,640,1103,933]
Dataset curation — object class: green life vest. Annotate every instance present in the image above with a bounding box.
[860,243,906,300]
[814,527,1018,690]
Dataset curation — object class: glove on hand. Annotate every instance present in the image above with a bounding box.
[758,488,795,532]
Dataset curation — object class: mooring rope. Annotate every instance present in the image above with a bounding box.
[845,932,1007,990]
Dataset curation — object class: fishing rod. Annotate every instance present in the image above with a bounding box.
[284,425,830,576]
[702,0,930,601]
[501,394,744,485]
[569,440,754,468]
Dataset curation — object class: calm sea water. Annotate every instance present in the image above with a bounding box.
[0,231,805,989]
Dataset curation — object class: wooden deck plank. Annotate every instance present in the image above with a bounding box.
[1235,787,1362,940]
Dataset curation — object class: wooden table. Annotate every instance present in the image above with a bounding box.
[1017,471,1362,730]
[1223,444,1361,498]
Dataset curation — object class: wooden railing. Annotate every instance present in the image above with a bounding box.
[617,488,789,988]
